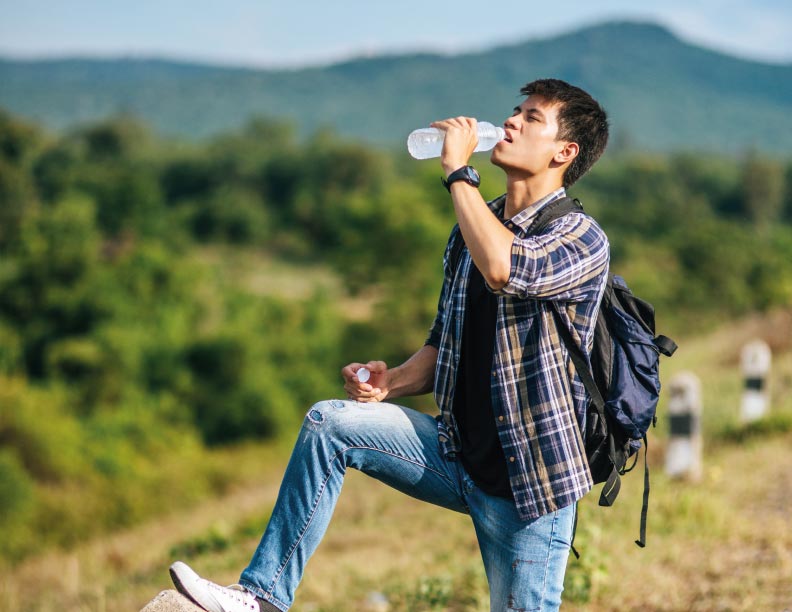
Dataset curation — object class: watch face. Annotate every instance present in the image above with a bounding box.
[463,166,480,185]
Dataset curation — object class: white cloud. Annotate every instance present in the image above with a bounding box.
[662,1,792,63]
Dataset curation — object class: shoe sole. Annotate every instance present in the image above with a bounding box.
[170,563,208,611]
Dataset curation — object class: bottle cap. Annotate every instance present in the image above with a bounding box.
[357,367,371,383]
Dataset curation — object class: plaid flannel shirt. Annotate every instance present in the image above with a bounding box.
[426,188,610,521]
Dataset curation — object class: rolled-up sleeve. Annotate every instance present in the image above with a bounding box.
[491,213,609,302]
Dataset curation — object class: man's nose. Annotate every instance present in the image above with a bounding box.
[503,116,519,130]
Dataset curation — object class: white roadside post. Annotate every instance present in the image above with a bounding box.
[740,339,772,423]
[665,371,703,481]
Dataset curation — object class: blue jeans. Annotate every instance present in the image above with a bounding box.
[239,400,575,611]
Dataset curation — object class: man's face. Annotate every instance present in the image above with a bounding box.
[490,95,569,177]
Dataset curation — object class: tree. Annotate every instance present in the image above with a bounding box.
[739,151,785,228]
[0,195,106,377]
[0,111,42,250]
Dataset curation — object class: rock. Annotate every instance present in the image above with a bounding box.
[140,590,204,612]
[364,591,390,611]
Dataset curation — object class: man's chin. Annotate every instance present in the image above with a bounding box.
[490,149,512,172]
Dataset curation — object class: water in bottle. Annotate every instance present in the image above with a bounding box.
[407,121,505,159]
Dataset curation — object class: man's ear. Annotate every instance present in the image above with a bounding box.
[554,142,579,164]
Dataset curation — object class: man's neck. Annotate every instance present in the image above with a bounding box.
[504,175,565,219]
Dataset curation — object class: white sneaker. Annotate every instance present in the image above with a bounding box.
[170,561,260,612]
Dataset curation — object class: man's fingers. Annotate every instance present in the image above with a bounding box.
[431,117,476,129]
[344,381,381,397]
[341,362,365,379]
[366,360,387,373]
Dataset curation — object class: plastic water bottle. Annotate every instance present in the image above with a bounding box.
[407,121,505,159]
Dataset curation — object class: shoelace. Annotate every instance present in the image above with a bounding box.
[206,581,258,610]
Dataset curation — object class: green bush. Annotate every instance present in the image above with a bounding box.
[190,186,271,244]
[0,449,35,523]
[0,450,36,560]
[0,378,86,482]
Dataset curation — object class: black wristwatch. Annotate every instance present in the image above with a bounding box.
[442,165,481,192]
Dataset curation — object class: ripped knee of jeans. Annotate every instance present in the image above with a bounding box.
[307,408,324,424]
[306,399,350,425]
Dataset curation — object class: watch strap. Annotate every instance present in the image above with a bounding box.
[442,166,480,192]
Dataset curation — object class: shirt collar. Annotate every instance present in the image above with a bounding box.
[487,187,567,233]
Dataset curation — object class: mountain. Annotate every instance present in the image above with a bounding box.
[2,21,791,153]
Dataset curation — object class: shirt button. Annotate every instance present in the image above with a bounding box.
[498,416,505,422]
[509,456,516,462]
[491,370,497,378]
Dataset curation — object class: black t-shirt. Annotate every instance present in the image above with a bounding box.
[452,261,512,499]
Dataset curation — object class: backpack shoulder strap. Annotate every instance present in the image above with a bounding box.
[551,303,624,509]
[551,307,606,412]
[527,196,584,235]
[538,200,624,508]
[529,195,602,410]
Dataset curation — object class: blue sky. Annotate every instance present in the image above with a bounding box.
[1,0,790,67]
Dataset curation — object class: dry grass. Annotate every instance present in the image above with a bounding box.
[4,311,792,612]
[192,245,380,321]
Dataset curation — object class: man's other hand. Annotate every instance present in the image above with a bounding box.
[341,361,390,402]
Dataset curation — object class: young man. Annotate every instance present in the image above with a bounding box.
[170,78,610,612]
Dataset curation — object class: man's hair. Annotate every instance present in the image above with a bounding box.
[520,79,609,188]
